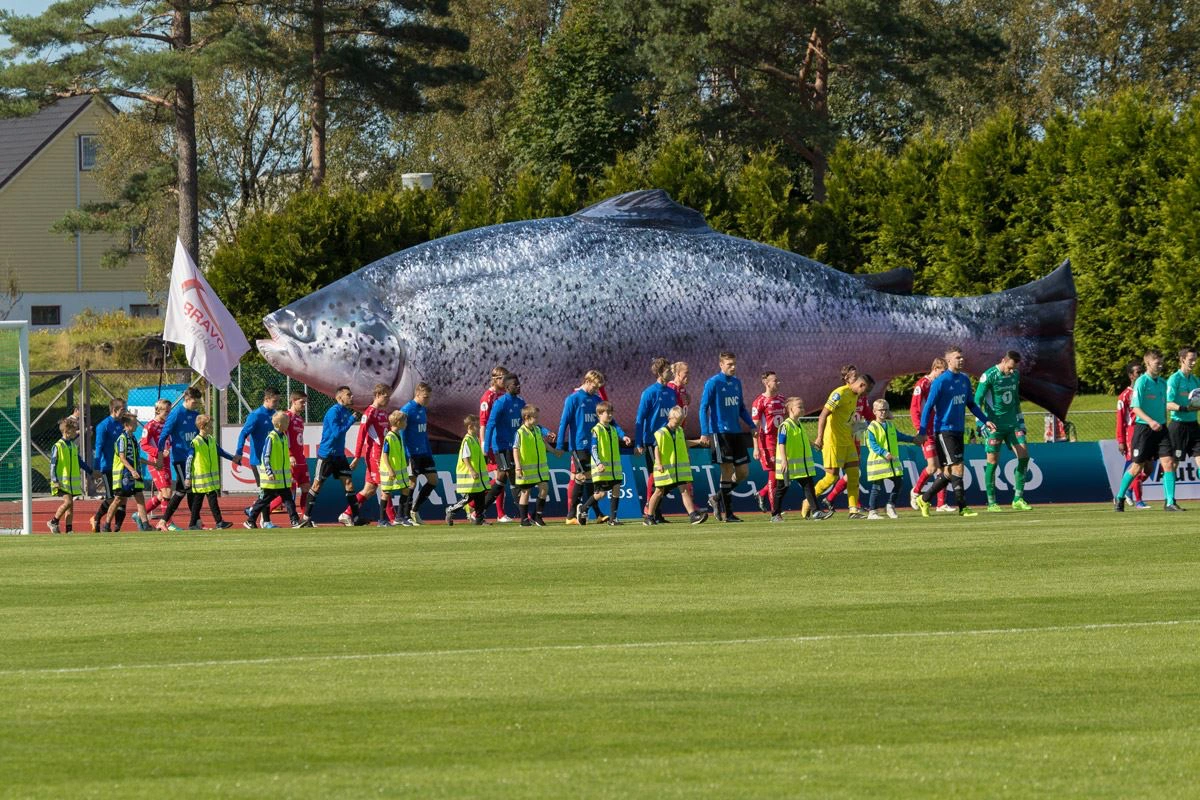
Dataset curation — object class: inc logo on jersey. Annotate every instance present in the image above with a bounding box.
[723,396,739,407]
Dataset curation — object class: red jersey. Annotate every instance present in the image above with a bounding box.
[140,418,165,461]
[355,405,390,459]
[285,410,305,458]
[668,381,690,411]
[1116,386,1136,449]
[751,393,786,451]
[479,387,503,443]
[911,376,934,435]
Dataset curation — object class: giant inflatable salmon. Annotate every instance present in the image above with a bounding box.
[257,189,1077,439]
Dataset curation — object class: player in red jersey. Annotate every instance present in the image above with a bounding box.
[270,390,314,524]
[139,398,173,519]
[822,365,875,511]
[1116,361,1149,508]
[343,383,391,525]
[668,361,691,413]
[751,371,786,513]
[479,366,512,522]
[909,357,948,510]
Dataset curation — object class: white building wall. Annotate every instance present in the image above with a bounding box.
[4,290,159,328]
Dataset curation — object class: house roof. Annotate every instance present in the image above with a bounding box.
[0,95,95,191]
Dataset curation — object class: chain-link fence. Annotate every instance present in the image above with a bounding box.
[222,361,337,426]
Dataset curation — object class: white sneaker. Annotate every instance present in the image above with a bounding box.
[867,510,882,520]
[409,508,423,526]
[466,509,477,521]
[936,504,955,513]
[909,490,920,510]
[497,515,514,523]
[337,512,353,527]
[886,504,898,519]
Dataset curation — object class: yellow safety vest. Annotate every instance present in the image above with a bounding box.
[652,426,691,485]
[379,430,410,492]
[590,422,623,482]
[260,430,290,490]
[456,435,487,494]
[112,431,144,491]
[775,418,816,480]
[52,437,84,496]
[865,420,903,481]
[515,425,550,485]
[190,434,221,494]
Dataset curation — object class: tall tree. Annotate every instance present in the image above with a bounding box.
[275,0,479,188]
[0,1,271,264]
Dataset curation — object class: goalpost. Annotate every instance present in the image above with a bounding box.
[0,320,32,535]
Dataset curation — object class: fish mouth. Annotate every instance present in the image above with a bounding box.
[256,315,299,371]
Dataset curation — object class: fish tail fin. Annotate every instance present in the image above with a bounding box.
[973,260,1078,420]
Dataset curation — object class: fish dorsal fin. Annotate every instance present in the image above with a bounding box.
[573,189,711,232]
[855,267,914,295]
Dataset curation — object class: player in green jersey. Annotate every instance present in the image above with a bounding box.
[974,350,1032,511]
[1165,346,1200,510]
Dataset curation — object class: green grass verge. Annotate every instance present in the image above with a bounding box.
[2,506,1199,798]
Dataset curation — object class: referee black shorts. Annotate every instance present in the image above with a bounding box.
[1168,420,1200,460]
[1131,424,1171,465]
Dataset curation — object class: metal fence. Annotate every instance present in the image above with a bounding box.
[222,362,337,425]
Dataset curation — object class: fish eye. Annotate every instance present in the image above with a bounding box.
[278,310,314,344]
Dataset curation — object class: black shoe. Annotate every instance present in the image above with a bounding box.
[533,514,546,527]
[353,516,368,526]
[187,524,203,531]
[521,517,533,527]
[1114,496,1126,512]
[474,514,487,526]
[655,514,669,524]
[47,519,60,534]
[575,505,587,526]
[756,493,769,513]
[689,510,709,525]
[642,514,655,526]
[243,521,256,529]
[215,521,233,529]
[445,508,455,527]
[725,514,744,523]
[707,494,724,522]
[1165,503,1185,512]
[606,518,621,526]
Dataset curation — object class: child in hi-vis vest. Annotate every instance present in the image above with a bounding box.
[865,399,924,519]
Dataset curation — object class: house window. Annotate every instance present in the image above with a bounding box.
[129,304,159,319]
[79,135,100,171]
[31,305,61,326]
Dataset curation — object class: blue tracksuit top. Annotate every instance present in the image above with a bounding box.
[234,405,275,464]
[699,372,755,436]
[318,404,357,458]
[635,382,679,448]
[485,392,525,453]
[157,404,199,464]
[400,400,431,457]
[93,414,124,472]
[920,370,990,433]
[557,389,601,452]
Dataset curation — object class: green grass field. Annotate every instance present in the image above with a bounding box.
[3,506,1199,798]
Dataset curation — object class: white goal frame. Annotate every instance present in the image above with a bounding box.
[0,320,32,535]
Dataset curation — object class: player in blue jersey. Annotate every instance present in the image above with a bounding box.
[90,397,127,532]
[483,373,526,515]
[154,387,219,531]
[235,387,280,526]
[558,369,606,524]
[400,382,439,524]
[698,351,757,522]
[635,357,679,522]
[916,346,994,518]
[309,386,363,523]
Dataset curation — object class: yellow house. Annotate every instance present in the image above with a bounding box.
[0,96,154,327]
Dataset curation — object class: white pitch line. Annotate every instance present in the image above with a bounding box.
[2,619,1197,678]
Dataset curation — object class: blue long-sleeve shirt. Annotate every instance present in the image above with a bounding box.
[557,389,601,452]
[93,414,123,472]
[920,370,989,433]
[318,403,357,459]
[485,392,525,454]
[157,404,199,465]
[699,373,755,436]
[635,382,679,448]
[234,405,275,464]
[400,400,431,457]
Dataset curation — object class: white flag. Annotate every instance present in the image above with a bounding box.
[163,237,250,390]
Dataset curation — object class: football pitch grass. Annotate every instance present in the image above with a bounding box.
[3,505,1199,798]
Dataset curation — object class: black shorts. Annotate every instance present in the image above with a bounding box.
[571,450,592,475]
[410,454,436,475]
[935,432,965,467]
[642,446,657,475]
[494,451,515,473]
[593,479,620,493]
[1131,425,1171,464]
[1169,420,1200,460]
[316,454,353,480]
[115,483,142,499]
[710,432,751,466]
[98,468,115,499]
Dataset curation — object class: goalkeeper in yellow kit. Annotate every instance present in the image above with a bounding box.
[814,373,874,519]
